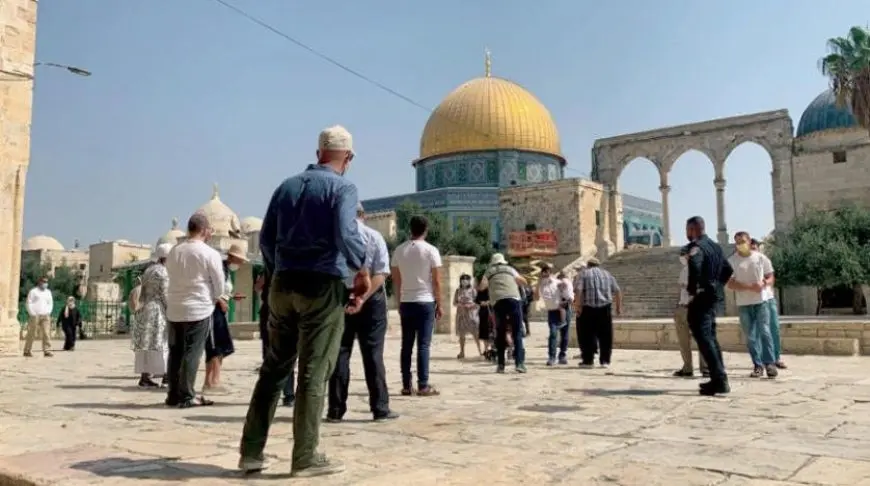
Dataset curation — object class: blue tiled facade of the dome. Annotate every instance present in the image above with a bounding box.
[414,150,564,191]
[796,89,858,137]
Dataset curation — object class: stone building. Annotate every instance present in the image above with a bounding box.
[88,239,153,283]
[0,0,38,356]
[21,235,89,277]
[362,52,662,247]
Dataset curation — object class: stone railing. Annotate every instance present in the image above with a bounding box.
[568,316,870,356]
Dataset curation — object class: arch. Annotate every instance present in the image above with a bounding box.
[666,149,716,243]
[591,110,794,248]
[722,140,775,242]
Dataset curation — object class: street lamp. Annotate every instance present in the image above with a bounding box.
[0,61,91,80]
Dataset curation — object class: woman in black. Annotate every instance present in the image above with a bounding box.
[56,296,82,351]
[475,276,492,357]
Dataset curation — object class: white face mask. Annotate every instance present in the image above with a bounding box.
[228,263,240,272]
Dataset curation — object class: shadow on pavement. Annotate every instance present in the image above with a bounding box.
[70,457,234,480]
[56,384,143,392]
[565,387,697,397]
[59,401,248,410]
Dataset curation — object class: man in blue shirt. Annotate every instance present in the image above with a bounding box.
[326,203,398,424]
[239,125,370,479]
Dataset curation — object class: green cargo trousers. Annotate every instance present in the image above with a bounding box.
[239,270,346,469]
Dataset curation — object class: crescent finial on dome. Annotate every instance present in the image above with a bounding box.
[484,47,492,78]
[212,183,219,200]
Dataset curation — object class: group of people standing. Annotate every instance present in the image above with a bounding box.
[128,217,247,404]
[671,220,786,395]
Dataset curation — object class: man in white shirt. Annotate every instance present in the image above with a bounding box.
[164,212,226,408]
[673,247,707,377]
[535,265,568,366]
[391,215,442,397]
[483,253,529,373]
[24,277,54,357]
[727,231,777,379]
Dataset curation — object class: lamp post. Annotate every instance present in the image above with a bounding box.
[0,61,92,80]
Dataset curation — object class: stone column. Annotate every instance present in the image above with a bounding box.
[659,184,671,246]
[436,255,475,336]
[0,1,38,357]
[714,177,728,245]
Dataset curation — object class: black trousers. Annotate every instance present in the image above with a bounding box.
[166,317,210,404]
[578,304,613,365]
[61,323,77,350]
[328,290,390,418]
[687,293,727,383]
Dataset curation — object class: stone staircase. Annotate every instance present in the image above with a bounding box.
[602,247,683,318]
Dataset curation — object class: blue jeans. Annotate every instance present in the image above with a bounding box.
[738,302,774,366]
[399,302,436,390]
[767,298,781,361]
[493,298,525,367]
[547,309,569,360]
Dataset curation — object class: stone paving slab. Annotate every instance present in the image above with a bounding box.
[1,329,870,484]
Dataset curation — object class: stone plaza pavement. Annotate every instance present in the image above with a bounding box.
[2,331,870,485]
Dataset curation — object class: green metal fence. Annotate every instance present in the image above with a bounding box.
[18,299,127,337]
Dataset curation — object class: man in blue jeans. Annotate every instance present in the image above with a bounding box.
[727,231,778,379]
[483,253,529,374]
[391,215,443,397]
[536,265,569,366]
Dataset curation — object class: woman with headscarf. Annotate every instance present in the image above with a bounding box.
[57,296,82,351]
[132,243,172,388]
[453,273,479,359]
[202,244,247,394]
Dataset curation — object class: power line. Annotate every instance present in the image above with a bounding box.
[208,0,590,178]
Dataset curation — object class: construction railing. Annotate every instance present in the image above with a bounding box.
[507,230,558,257]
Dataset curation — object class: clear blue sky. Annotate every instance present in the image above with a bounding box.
[26,0,865,248]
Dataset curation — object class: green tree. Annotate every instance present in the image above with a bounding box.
[384,200,496,294]
[820,26,870,133]
[19,256,84,302]
[768,206,870,314]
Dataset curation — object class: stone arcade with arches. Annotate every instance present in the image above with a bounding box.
[590,110,794,252]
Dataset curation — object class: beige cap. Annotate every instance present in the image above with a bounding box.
[490,253,507,265]
[318,125,354,153]
[227,243,248,262]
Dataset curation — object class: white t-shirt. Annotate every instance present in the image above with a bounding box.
[165,239,225,322]
[391,239,442,303]
[26,287,53,317]
[559,278,575,301]
[537,277,561,311]
[757,253,776,301]
[678,263,691,305]
[727,251,774,307]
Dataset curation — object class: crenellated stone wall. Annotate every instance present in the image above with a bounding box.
[0,0,37,356]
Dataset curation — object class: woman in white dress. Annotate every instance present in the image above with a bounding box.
[132,243,172,388]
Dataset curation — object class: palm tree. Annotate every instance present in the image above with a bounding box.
[820,26,870,132]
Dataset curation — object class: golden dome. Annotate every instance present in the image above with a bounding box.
[419,75,562,161]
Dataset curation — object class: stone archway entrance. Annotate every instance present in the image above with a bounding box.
[591,110,794,252]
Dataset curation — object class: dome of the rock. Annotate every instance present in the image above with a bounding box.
[796,89,859,138]
[23,235,64,251]
[418,76,562,162]
[196,184,241,237]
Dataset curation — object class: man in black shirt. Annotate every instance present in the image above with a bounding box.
[684,216,733,396]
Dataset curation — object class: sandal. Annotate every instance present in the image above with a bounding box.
[417,386,440,397]
[401,388,415,396]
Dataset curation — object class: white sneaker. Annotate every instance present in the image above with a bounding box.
[599,363,610,369]
[238,457,266,474]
